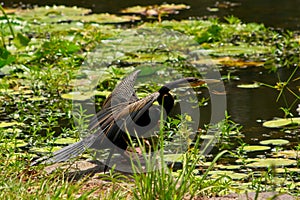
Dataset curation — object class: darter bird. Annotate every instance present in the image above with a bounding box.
[30,70,206,169]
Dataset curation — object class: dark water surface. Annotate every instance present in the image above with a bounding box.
[2,0,300,30]
[224,67,300,144]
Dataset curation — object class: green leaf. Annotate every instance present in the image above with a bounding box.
[0,47,16,68]
[30,146,62,153]
[262,117,300,128]
[0,139,28,148]
[16,5,91,23]
[243,145,271,152]
[245,158,296,168]
[208,170,248,180]
[272,150,299,159]
[13,32,30,48]
[61,91,95,101]
[0,121,21,128]
[53,137,78,145]
[27,96,48,101]
[259,139,289,146]
[237,82,261,89]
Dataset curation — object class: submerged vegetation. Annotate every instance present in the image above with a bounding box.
[0,4,299,199]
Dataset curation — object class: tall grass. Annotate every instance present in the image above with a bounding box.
[126,106,230,199]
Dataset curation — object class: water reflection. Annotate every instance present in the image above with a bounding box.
[1,0,300,30]
[225,67,300,143]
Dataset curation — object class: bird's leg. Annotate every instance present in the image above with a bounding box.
[103,147,115,173]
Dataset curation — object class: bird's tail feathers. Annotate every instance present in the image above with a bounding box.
[30,132,102,166]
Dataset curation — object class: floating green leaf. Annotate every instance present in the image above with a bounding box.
[262,117,300,128]
[53,137,78,145]
[0,47,16,68]
[0,121,20,128]
[275,168,300,173]
[27,96,48,101]
[0,139,28,148]
[163,153,184,163]
[94,90,111,97]
[245,158,296,168]
[11,89,33,95]
[208,170,248,180]
[217,164,242,170]
[16,5,91,23]
[272,150,299,159]
[13,32,30,48]
[30,146,62,153]
[61,91,93,101]
[237,82,260,89]
[243,145,271,152]
[72,13,140,23]
[208,45,270,57]
[121,4,190,16]
[259,139,289,146]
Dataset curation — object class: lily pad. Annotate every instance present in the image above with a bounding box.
[208,45,270,57]
[121,4,190,16]
[208,170,248,180]
[237,82,261,89]
[163,153,184,163]
[275,168,300,173]
[243,145,271,152]
[94,90,111,97]
[0,139,28,148]
[4,153,37,164]
[27,96,48,101]
[16,5,91,23]
[0,121,20,128]
[72,13,140,23]
[259,139,289,146]
[11,90,33,95]
[262,117,300,128]
[245,158,296,168]
[53,137,78,145]
[0,88,14,93]
[216,57,265,67]
[272,150,299,159]
[200,135,216,140]
[61,91,93,101]
[30,146,62,153]
[217,164,242,170]
[3,128,22,134]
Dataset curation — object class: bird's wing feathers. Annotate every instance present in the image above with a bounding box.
[107,92,160,141]
[88,69,141,129]
[31,71,141,165]
[115,92,160,122]
[102,70,140,109]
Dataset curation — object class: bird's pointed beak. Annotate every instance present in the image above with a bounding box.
[189,79,221,87]
[203,79,221,84]
[190,79,206,87]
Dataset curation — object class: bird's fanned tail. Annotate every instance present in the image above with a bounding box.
[30,132,103,166]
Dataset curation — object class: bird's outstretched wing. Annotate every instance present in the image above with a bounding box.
[31,70,141,166]
[89,70,140,129]
[102,70,140,109]
[31,91,161,166]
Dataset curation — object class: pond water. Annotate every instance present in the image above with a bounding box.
[224,67,300,144]
[2,0,300,30]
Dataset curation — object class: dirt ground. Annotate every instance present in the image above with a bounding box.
[44,161,297,200]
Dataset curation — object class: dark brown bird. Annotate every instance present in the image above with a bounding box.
[30,70,206,167]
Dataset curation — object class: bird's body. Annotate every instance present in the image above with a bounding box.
[30,70,205,167]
